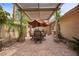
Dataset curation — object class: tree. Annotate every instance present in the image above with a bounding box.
[54,10,62,42]
[0,6,10,39]
[0,5,11,50]
[17,14,29,42]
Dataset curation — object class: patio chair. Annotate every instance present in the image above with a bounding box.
[41,30,46,41]
[33,29,43,43]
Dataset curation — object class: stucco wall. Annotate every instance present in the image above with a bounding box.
[59,6,79,40]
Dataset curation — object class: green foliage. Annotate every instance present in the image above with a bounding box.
[55,10,61,20]
[21,15,29,26]
[0,6,6,25]
[6,14,29,38]
[18,15,28,34]
[0,5,29,40]
[0,6,3,12]
[17,14,29,41]
[0,5,10,25]
[6,19,22,35]
[0,5,11,39]
[6,19,13,28]
[71,37,79,51]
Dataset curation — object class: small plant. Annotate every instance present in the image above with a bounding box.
[68,37,79,55]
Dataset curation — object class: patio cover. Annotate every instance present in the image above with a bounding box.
[16,3,63,20]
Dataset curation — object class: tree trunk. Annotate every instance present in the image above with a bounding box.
[0,41,2,52]
[0,29,1,39]
[17,30,25,42]
[0,25,2,52]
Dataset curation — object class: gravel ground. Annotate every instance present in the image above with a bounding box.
[0,34,77,56]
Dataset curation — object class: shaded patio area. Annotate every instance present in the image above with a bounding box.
[0,33,77,56]
[0,3,79,56]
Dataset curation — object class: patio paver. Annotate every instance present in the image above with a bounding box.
[0,34,77,56]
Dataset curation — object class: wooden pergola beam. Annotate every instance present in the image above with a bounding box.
[47,3,62,20]
[14,3,32,20]
[15,3,62,20]
[21,8,57,11]
[13,4,16,20]
[29,19,48,20]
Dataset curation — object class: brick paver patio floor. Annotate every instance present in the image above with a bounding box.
[0,34,77,56]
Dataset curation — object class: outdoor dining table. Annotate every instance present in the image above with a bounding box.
[30,29,46,41]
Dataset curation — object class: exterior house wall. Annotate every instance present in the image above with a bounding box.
[59,6,79,40]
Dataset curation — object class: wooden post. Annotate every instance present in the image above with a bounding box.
[25,25,28,37]
[13,4,16,20]
[55,10,62,42]
[17,11,25,42]
[54,10,60,42]
[0,40,2,52]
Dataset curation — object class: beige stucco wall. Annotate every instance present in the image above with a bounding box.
[59,6,79,40]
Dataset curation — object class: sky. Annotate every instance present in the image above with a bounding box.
[0,3,13,16]
[0,3,78,18]
[49,3,78,22]
[60,3,78,16]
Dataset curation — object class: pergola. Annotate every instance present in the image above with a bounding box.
[13,3,63,35]
[14,3,63,21]
[12,3,63,41]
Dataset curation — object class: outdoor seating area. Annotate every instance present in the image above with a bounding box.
[0,3,79,56]
[30,29,46,43]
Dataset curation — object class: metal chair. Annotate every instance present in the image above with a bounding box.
[33,29,43,43]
